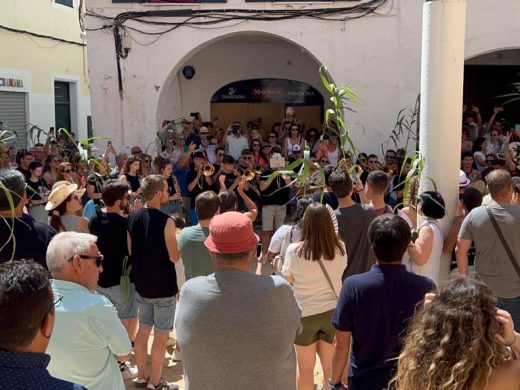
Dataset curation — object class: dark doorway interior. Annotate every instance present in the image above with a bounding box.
[464,65,520,128]
[54,81,72,132]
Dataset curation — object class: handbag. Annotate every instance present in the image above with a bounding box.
[316,258,338,299]
[485,206,520,279]
[273,227,293,274]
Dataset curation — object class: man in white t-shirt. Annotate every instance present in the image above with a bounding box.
[222,122,248,160]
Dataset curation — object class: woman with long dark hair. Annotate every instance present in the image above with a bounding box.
[43,155,59,188]
[250,139,268,170]
[282,202,347,390]
[119,155,142,199]
[26,161,49,224]
[393,278,520,390]
[157,157,182,215]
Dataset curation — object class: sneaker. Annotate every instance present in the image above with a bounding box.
[119,362,138,381]
[172,349,181,362]
[134,376,149,388]
[165,336,176,348]
[145,379,179,390]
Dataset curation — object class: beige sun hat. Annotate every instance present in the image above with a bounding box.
[45,181,85,211]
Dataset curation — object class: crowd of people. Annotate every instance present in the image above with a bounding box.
[1,104,520,390]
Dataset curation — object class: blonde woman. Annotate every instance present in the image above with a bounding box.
[393,278,520,390]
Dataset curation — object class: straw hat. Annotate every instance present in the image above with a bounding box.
[45,181,85,211]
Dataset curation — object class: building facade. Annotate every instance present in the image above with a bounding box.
[0,0,91,148]
[85,0,519,155]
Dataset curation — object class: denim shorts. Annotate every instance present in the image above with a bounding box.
[136,293,176,333]
[96,284,138,320]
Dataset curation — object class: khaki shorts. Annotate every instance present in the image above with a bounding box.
[295,309,336,346]
[262,204,286,231]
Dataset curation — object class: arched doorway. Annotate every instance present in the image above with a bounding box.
[464,49,520,126]
[156,32,330,131]
[210,78,324,137]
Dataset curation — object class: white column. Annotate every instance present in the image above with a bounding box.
[419,0,467,282]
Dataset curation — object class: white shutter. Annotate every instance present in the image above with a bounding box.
[0,91,27,149]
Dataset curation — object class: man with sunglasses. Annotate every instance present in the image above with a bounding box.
[46,232,131,390]
[0,260,85,389]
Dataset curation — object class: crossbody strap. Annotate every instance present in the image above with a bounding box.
[485,206,520,279]
[316,258,338,299]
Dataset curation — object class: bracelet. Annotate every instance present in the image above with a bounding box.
[327,379,343,389]
[506,333,517,347]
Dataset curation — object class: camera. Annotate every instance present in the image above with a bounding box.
[231,124,240,133]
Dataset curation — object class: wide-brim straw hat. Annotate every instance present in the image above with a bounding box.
[45,181,85,211]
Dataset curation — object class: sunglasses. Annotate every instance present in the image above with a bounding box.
[53,292,63,308]
[269,135,276,138]
[132,151,142,155]
[62,169,72,173]
[291,128,299,131]
[385,155,395,160]
[68,254,104,267]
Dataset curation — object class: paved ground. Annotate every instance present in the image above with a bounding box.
[124,259,325,389]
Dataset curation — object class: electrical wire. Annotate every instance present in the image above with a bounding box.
[0,23,86,47]
[86,0,388,94]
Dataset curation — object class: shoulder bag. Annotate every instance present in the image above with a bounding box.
[485,206,520,279]
[316,258,338,299]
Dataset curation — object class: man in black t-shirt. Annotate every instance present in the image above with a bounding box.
[217,155,239,192]
[186,151,213,226]
[0,170,56,268]
[127,175,180,390]
[89,180,138,348]
[259,153,292,262]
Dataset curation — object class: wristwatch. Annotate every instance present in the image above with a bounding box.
[327,378,343,389]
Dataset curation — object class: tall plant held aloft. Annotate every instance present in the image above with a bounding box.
[320,65,361,157]
[381,94,420,155]
[265,66,362,199]
[28,125,108,173]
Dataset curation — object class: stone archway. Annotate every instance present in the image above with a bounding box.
[155,31,331,131]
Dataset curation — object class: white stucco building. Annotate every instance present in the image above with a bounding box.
[85,0,520,156]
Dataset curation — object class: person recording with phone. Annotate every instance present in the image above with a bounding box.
[221,122,248,161]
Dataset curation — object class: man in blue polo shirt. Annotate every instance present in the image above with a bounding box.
[328,214,435,390]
